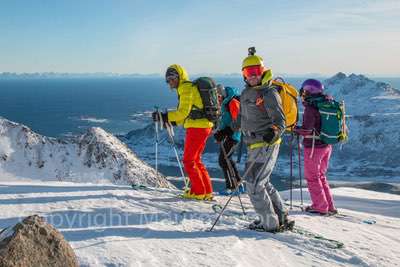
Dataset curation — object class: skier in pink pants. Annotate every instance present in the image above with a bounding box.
[295,79,337,215]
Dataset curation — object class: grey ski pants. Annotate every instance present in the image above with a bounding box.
[244,144,287,231]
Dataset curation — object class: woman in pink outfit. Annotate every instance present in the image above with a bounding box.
[295,79,337,215]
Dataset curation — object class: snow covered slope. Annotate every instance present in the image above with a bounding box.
[0,180,399,266]
[0,118,172,188]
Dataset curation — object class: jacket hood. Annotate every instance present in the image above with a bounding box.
[167,64,190,85]
[224,86,240,98]
[261,69,273,85]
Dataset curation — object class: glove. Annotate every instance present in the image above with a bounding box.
[214,127,234,142]
[213,130,225,142]
[152,112,168,123]
[262,128,277,143]
[221,127,233,137]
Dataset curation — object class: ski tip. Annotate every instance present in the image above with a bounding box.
[131,184,149,190]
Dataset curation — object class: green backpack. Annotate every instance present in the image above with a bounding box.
[311,97,348,144]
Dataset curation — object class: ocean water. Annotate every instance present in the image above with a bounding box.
[0,77,306,137]
[0,78,172,137]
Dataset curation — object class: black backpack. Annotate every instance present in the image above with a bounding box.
[189,77,221,124]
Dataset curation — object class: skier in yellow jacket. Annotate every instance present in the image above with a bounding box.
[152,64,214,200]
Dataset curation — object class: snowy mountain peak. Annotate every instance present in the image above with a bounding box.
[78,127,120,148]
[323,72,400,105]
[315,74,400,176]
[325,72,375,91]
[0,117,173,188]
[329,72,347,81]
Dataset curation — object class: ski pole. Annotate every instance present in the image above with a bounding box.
[165,123,189,190]
[209,146,270,232]
[208,190,235,232]
[289,133,294,210]
[220,138,246,216]
[220,138,235,189]
[297,134,303,207]
[154,106,160,175]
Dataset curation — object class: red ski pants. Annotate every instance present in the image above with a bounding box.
[183,128,213,195]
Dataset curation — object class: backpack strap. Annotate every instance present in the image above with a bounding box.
[181,80,202,122]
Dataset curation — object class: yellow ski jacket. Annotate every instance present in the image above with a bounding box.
[167,64,213,129]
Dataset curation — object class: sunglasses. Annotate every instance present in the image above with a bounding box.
[242,65,264,79]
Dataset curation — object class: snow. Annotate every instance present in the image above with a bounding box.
[0,117,172,188]
[79,116,110,124]
[0,178,399,267]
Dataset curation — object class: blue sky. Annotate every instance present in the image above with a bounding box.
[1,0,399,76]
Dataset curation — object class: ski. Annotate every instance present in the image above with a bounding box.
[284,201,377,225]
[290,226,344,249]
[284,201,351,218]
[213,202,344,249]
[241,218,343,249]
[244,224,344,249]
[131,184,152,191]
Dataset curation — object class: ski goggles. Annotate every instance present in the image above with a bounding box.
[165,75,178,83]
[242,65,264,79]
[165,68,179,83]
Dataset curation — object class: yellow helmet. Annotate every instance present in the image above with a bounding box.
[242,47,264,69]
[242,55,264,69]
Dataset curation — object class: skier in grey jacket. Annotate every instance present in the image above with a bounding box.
[240,47,293,232]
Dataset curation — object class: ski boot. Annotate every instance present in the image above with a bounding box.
[203,193,214,201]
[328,209,338,216]
[304,206,328,216]
[180,191,205,201]
[218,189,234,196]
[248,218,281,233]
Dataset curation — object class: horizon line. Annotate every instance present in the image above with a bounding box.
[1,71,400,78]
